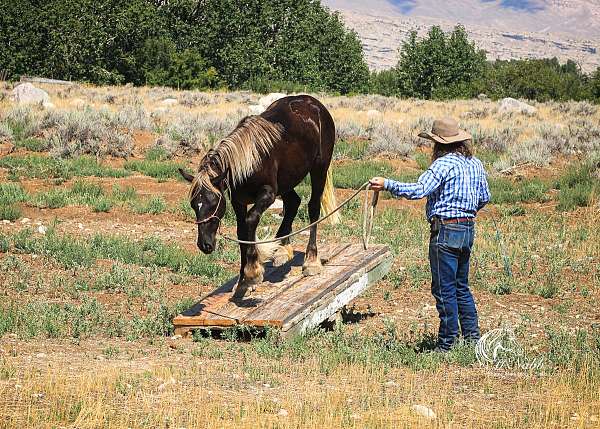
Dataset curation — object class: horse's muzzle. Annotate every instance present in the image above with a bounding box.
[198,242,214,254]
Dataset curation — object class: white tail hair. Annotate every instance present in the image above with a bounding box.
[321,167,340,224]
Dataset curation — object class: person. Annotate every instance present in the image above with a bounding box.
[369,117,491,352]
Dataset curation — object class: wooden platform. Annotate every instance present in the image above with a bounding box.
[173,243,393,338]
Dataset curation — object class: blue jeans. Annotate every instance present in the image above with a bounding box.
[429,221,480,350]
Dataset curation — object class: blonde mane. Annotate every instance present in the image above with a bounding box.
[190,116,284,198]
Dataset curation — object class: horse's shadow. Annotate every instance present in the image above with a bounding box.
[181,251,305,316]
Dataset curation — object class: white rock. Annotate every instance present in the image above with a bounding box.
[20,218,30,224]
[248,104,264,115]
[35,353,47,358]
[258,93,287,109]
[78,223,84,229]
[162,98,178,106]
[411,404,436,420]
[268,199,284,210]
[498,97,537,115]
[277,409,289,417]
[11,83,50,105]
[37,225,47,235]
[170,334,182,340]
[2,220,10,224]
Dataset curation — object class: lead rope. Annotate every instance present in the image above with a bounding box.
[217,182,379,249]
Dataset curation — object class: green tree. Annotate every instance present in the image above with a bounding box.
[394,25,486,99]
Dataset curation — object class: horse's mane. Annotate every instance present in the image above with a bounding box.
[190,115,284,198]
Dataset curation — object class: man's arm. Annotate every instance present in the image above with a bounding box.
[381,167,444,200]
[477,172,491,211]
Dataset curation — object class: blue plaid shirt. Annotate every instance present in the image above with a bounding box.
[384,153,491,221]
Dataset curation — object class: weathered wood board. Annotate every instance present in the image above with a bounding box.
[173,243,392,338]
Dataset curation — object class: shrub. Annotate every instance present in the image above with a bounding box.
[124,159,185,181]
[16,137,48,152]
[0,183,28,205]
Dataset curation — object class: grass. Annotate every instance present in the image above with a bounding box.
[0,154,130,179]
[123,159,186,181]
[6,228,231,282]
[489,177,551,204]
[15,137,48,152]
[556,158,599,211]
[333,160,394,189]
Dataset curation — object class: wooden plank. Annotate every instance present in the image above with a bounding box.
[172,243,350,328]
[282,251,393,337]
[244,245,388,325]
[240,244,372,325]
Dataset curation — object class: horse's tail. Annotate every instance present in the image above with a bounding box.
[321,166,340,225]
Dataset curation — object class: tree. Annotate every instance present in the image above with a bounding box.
[392,25,486,99]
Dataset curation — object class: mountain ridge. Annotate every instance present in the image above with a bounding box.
[323,0,600,72]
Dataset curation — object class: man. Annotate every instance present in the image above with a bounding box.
[369,117,491,352]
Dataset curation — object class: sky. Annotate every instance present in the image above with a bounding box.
[390,0,545,14]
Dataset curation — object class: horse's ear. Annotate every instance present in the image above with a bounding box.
[179,168,195,183]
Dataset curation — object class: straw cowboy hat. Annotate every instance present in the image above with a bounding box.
[418,117,472,144]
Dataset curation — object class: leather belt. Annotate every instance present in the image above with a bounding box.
[439,217,474,224]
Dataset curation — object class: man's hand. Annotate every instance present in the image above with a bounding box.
[369,177,385,191]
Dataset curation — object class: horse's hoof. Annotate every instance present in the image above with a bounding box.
[302,260,323,277]
[272,245,293,267]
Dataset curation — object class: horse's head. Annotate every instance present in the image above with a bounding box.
[179,154,228,254]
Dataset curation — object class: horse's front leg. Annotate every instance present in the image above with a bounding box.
[240,186,275,292]
[303,187,323,277]
[231,201,248,299]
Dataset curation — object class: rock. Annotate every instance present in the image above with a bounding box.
[11,83,50,105]
[411,404,436,420]
[162,98,178,106]
[248,104,264,115]
[20,218,30,224]
[498,97,537,115]
[258,93,287,109]
[277,409,289,417]
[37,225,47,235]
[170,334,182,340]
[0,142,15,156]
[385,380,398,387]
[268,199,284,211]
[35,353,47,358]
[366,109,382,118]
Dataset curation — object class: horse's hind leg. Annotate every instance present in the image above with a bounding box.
[272,190,301,266]
[303,169,326,276]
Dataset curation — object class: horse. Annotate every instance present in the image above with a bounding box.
[179,95,338,299]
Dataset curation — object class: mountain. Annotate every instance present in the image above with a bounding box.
[323,0,600,72]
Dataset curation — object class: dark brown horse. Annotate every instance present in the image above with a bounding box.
[179,95,337,298]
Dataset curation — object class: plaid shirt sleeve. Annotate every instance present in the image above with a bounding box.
[477,170,491,210]
[383,163,445,200]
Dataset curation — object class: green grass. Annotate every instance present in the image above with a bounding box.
[0,205,22,221]
[15,138,48,152]
[133,196,167,214]
[489,177,551,204]
[0,155,130,180]
[145,147,171,161]
[333,139,368,160]
[123,159,185,181]
[333,160,395,189]
[6,228,231,283]
[0,183,28,205]
[556,159,598,211]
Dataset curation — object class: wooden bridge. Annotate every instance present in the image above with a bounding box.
[173,243,392,338]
